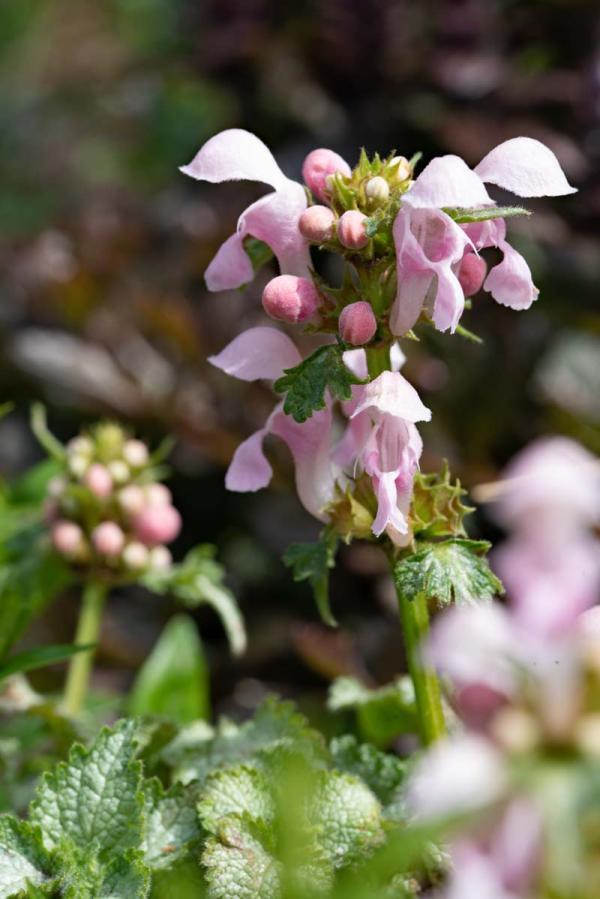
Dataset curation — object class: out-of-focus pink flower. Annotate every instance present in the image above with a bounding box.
[262,274,320,324]
[302,148,351,202]
[339,301,377,346]
[133,504,181,547]
[51,521,85,559]
[84,464,113,499]
[457,251,487,297]
[181,129,310,291]
[92,521,125,558]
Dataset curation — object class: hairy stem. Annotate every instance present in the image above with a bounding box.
[366,345,390,379]
[62,581,107,716]
[396,585,446,745]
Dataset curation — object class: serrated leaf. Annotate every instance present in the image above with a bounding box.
[328,677,417,747]
[141,780,200,871]
[393,539,504,608]
[60,846,150,899]
[309,770,384,868]
[274,344,363,423]
[141,546,246,656]
[283,531,339,626]
[443,205,531,223]
[329,736,406,816]
[127,614,210,724]
[202,816,280,899]
[199,764,275,835]
[0,818,54,899]
[30,719,144,858]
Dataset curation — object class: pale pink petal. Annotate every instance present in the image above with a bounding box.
[484,241,539,310]
[431,268,465,332]
[405,155,493,209]
[390,270,433,335]
[225,428,273,492]
[342,348,368,380]
[390,342,407,371]
[180,128,287,190]
[205,233,254,292]
[351,371,431,423]
[241,184,310,278]
[493,799,542,892]
[209,327,301,382]
[475,137,577,198]
[371,471,407,536]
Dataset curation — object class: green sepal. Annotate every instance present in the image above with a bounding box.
[410,463,474,539]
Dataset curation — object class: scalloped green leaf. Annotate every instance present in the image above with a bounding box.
[0,818,54,899]
[283,530,339,627]
[274,344,363,423]
[141,780,200,871]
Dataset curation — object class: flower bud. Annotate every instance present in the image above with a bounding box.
[68,454,89,479]
[122,439,149,469]
[47,476,67,499]
[92,521,125,558]
[145,483,172,507]
[339,301,377,346]
[149,546,172,571]
[133,504,181,546]
[108,460,130,485]
[51,520,85,559]
[298,206,335,243]
[84,463,113,498]
[262,275,320,324]
[302,148,351,202]
[67,436,93,457]
[338,211,369,250]
[458,252,487,296]
[388,155,411,183]
[364,176,389,205]
[122,541,150,570]
[118,484,146,516]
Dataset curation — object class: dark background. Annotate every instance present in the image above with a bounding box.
[1,0,598,718]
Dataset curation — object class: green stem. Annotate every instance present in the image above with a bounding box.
[366,346,390,379]
[397,585,446,745]
[62,581,107,717]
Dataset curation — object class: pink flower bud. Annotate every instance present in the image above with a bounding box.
[84,463,113,498]
[458,252,487,296]
[122,439,149,468]
[122,541,150,570]
[298,206,335,243]
[118,484,146,516]
[262,275,320,324]
[51,520,85,558]
[339,301,377,346]
[145,483,172,507]
[92,521,125,557]
[149,546,172,570]
[302,148,351,202]
[338,210,369,250]
[133,504,181,547]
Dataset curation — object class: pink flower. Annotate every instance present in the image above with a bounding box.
[51,520,86,559]
[180,129,310,291]
[92,521,125,558]
[83,464,113,499]
[133,504,182,546]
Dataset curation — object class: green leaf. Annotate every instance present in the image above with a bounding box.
[198,764,275,835]
[243,237,274,274]
[0,404,13,422]
[309,769,384,868]
[283,531,339,626]
[202,816,280,899]
[59,846,150,899]
[274,344,363,423]
[328,677,417,747]
[393,538,504,609]
[141,780,200,871]
[141,546,246,656]
[0,644,94,682]
[0,818,54,899]
[329,736,406,817]
[443,205,531,224]
[127,615,210,724]
[30,719,144,858]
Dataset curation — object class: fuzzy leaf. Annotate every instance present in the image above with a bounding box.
[393,539,504,608]
[199,765,275,835]
[59,847,150,899]
[30,719,144,857]
[309,770,384,868]
[328,677,417,747]
[202,816,280,899]
[283,531,339,626]
[443,205,530,223]
[0,818,54,899]
[329,736,406,817]
[274,344,363,423]
[141,780,200,871]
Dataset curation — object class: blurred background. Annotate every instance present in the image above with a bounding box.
[1,0,598,721]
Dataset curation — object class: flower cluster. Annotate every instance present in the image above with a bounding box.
[182,129,575,545]
[45,423,181,576]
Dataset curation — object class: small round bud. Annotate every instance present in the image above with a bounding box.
[338,211,369,250]
[108,460,130,485]
[118,484,146,516]
[302,148,351,202]
[122,541,150,570]
[339,301,377,346]
[51,520,85,559]
[93,423,125,459]
[133,504,182,546]
[145,483,172,507]
[84,463,113,499]
[67,436,93,457]
[388,156,411,183]
[364,176,389,204]
[122,439,149,469]
[298,206,335,243]
[47,476,67,499]
[149,546,172,571]
[92,521,125,558]
[458,252,487,297]
[262,275,320,324]
[68,454,89,479]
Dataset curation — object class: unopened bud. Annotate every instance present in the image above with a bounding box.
[364,176,389,205]
[149,545,172,571]
[84,463,113,498]
[94,422,125,460]
[92,521,125,558]
[108,460,130,485]
[67,436,93,457]
[47,476,67,499]
[122,541,150,570]
[262,275,320,324]
[458,252,487,296]
[145,483,172,507]
[491,707,539,755]
[302,148,351,202]
[51,520,85,559]
[68,454,89,479]
[388,156,411,183]
[134,504,181,546]
[339,301,377,346]
[122,439,149,468]
[298,206,335,243]
[338,210,369,250]
[118,484,146,516]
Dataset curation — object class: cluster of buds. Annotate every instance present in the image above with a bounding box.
[45,423,181,577]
